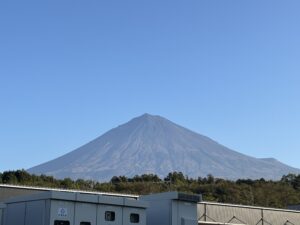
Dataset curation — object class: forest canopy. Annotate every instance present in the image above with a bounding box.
[1,170,300,209]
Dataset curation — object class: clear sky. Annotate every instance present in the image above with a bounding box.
[0,1,300,173]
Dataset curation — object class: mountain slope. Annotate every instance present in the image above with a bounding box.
[28,114,300,181]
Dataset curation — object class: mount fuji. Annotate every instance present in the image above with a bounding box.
[28,114,300,181]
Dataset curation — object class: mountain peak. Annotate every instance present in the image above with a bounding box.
[141,113,155,117]
[129,113,169,127]
[136,113,164,121]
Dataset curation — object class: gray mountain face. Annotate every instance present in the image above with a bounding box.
[28,114,300,181]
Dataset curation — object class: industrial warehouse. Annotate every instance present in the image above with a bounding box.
[1,184,300,225]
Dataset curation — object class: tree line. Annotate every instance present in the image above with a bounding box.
[1,170,300,209]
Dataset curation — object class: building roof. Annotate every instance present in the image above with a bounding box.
[199,201,300,213]
[0,183,138,198]
[5,190,147,208]
[140,191,201,202]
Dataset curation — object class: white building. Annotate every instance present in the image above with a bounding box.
[3,190,147,225]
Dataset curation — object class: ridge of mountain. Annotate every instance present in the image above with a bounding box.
[28,113,300,181]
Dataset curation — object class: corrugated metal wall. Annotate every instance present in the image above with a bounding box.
[264,209,299,225]
[198,202,300,225]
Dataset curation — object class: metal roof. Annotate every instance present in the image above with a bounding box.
[141,191,201,202]
[199,201,300,213]
[0,183,138,198]
[5,190,148,208]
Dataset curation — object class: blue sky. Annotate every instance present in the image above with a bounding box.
[0,1,300,173]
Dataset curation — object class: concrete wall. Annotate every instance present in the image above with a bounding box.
[141,192,199,225]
